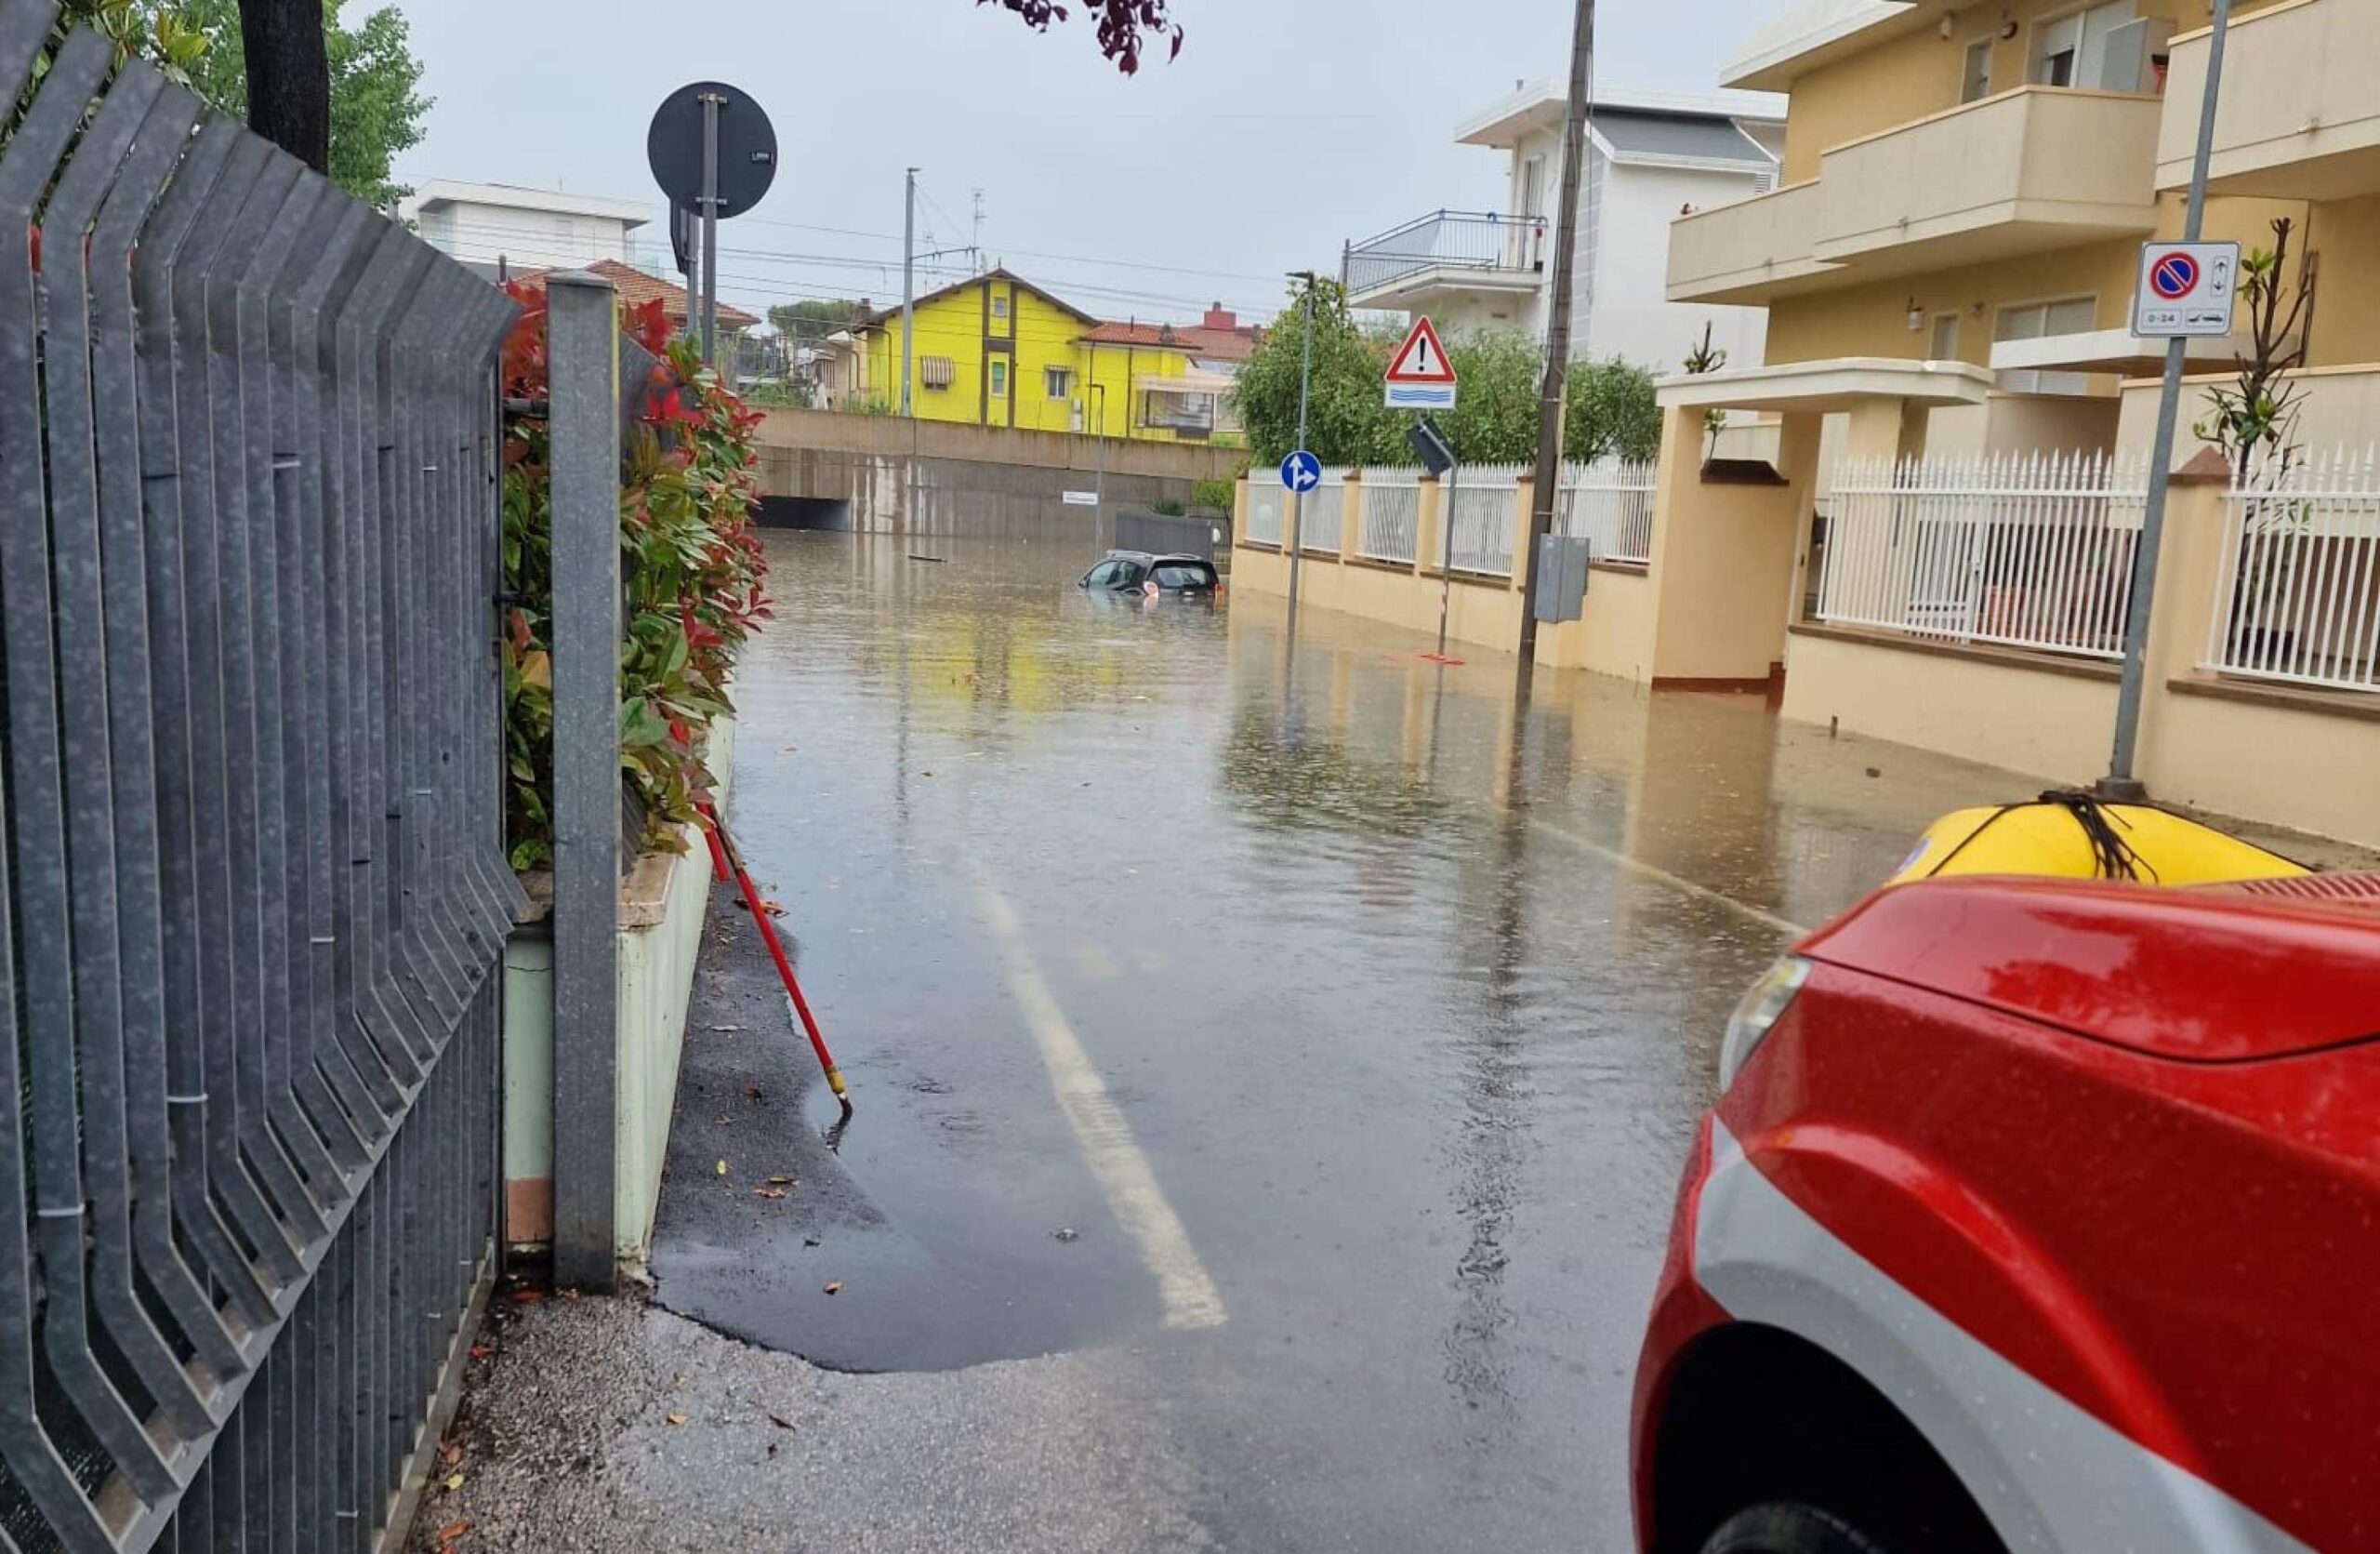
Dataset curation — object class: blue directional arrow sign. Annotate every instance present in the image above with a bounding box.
[1280,450,1323,493]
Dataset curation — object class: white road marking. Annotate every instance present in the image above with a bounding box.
[969,861,1227,1332]
[1525,817,1809,939]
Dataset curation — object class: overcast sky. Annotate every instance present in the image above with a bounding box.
[392,0,1792,328]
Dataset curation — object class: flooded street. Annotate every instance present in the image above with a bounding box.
[647,529,2081,1551]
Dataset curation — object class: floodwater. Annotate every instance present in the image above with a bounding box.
[649,529,2104,1551]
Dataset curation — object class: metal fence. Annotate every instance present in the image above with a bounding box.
[1244,480,1284,546]
[2206,449,2380,694]
[1356,470,1420,564]
[1294,468,1347,554]
[1448,463,1525,577]
[1816,453,2148,659]
[1342,210,1548,299]
[1555,458,1658,566]
[0,7,520,1548]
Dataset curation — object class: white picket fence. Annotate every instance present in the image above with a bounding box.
[1293,467,1349,553]
[2206,448,2380,694]
[1816,452,2149,659]
[1555,458,1659,565]
[1358,469,1421,564]
[1448,462,1525,576]
[1244,480,1284,546]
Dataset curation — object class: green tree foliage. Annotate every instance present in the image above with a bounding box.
[182,0,429,208]
[1566,359,1662,463]
[767,299,860,345]
[1229,278,1401,467]
[1233,283,1663,469]
[1435,330,1542,463]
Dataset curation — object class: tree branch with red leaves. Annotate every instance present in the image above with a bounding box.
[979,0,1183,73]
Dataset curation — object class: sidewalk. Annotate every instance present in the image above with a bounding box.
[410,885,1226,1554]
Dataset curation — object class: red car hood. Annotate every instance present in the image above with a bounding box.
[1801,875,2380,1063]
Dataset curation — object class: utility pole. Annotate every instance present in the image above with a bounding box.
[901,166,919,418]
[698,89,722,365]
[2103,0,2234,797]
[971,188,986,273]
[1287,271,1317,621]
[1514,0,1595,673]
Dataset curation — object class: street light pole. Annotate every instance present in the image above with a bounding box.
[1514,0,1595,675]
[901,166,918,418]
[2104,0,2234,796]
[1288,271,1316,621]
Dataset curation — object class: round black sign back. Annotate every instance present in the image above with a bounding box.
[646,81,777,216]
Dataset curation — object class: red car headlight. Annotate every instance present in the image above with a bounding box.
[1717,955,1809,1091]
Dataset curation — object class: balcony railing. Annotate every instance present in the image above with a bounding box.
[2207,452,2380,695]
[1343,211,1547,303]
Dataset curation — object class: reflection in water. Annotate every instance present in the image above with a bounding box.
[719,532,2083,1545]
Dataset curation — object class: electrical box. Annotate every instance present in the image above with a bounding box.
[1533,534,1592,625]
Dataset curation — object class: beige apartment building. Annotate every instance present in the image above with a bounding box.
[1236,0,2379,844]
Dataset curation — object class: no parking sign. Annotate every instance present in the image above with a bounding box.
[2133,241,2240,339]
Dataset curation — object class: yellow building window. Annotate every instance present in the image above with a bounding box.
[989,359,1009,398]
[992,294,1011,320]
[1045,367,1072,399]
[920,355,955,391]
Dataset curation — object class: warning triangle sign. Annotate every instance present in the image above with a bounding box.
[1386,316,1456,384]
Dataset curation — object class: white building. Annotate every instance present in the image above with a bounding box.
[400,179,654,273]
[1343,86,1784,374]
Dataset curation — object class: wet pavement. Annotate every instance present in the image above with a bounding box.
[601,528,2158,1553]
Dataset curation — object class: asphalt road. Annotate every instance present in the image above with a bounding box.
[421,531,2190,1553]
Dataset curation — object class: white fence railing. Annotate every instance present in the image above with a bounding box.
[1448,462,1524,576]
[1555,458,1659,565]
[1244,480,1284,546]
[1358,469,1421,564]
[1816,452,2149,659]
[1294,468,1349,553]
[2206,449,2380,694]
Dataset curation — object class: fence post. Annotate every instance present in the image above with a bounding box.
[1337,470,1363,564]
[548,272,622,1291]
[1415,475,1442,578]
[1510,475,1538,592]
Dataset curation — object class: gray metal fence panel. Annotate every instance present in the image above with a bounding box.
[0,6,518,1547]
[1111,510,1219,562]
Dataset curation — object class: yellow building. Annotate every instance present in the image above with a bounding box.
[843,269,1255,445]
[1631,0,2380,844]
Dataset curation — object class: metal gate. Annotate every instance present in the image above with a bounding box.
[0,4,521,1548]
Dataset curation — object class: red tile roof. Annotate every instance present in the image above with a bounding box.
[507,258,760,330]
[1078,319,1261,362]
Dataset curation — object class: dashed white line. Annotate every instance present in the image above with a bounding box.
[968,859,1227,1333]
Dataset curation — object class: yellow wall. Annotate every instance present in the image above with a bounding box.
[1764,194,2314,380]
[2307,193,2380,367]
[1778,0,2291,182]
[859,275,1201,443]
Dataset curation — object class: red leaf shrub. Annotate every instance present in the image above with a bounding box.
[496,285,771,869]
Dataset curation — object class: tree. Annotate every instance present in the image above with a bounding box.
[1436,331,1542,463]
[1229,278,1401,467]
[767,299,860,345]
[184,0,429,207]
[982,0,1182,73]
[1566,359,1661,464]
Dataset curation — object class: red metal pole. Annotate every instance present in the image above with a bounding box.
[698,804,849,1106]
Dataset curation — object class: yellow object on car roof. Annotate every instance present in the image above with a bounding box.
[1890,792,2309,888]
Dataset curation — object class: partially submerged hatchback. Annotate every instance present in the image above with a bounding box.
[1633,872,2380,1554]
[1078,551,1219,596]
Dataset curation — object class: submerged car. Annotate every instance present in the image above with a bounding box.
[1078,551,1219,596]
[1633,872,2380,1554]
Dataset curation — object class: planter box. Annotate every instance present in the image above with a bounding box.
[502,713,736,1261]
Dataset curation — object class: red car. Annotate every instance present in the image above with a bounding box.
[1632,873,2380,1554]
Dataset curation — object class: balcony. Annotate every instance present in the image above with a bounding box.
[2160,0,2380,201]
[1669,87,2162,303]
[1667,181,1841,305]
[1342,210,1548,312]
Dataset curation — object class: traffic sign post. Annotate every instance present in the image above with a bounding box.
[2103,0,2237,798]
[1385,316,1459,410]
[2133,241,2240,339]
[1280,450,1322,494]
[648,81,778,365]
